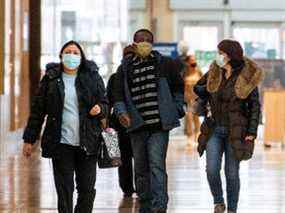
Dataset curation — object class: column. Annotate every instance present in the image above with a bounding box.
[29,0,41,99]
[0,0,5,144]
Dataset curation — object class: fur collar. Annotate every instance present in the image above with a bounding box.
[207,57,264,99]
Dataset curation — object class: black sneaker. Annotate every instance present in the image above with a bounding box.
[152,208,167,213]
[139,208,152,213]
[123,191,135,198]
[214,203,226,213]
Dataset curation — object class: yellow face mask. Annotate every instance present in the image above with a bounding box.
[134,42,153,58]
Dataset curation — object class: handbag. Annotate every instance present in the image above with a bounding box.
[197,116,215,157]
[190,98,208,116]
[98,128,122,169]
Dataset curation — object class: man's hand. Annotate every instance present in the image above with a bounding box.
[118,113,131,128]
[90,104,101,116]
[23,143,33,158]
[123,45,136,58]
[100,118,107,130]
[245,135,255,142]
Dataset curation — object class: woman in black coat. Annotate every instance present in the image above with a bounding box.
[194,39,263,213]
[22,40,108,213]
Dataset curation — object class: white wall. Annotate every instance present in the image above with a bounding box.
[171,0,285,60]
[128,11,146,41]
[170,0,285,10]
[170,0,224,10]
[172,0,285,41]
[230,0,285,10]
[128,0,147,41]
[128,0,145,10]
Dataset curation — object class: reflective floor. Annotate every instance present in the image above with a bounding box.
[1,136,285,213]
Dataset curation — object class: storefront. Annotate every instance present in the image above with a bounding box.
[0,1,4,96]
[41,0,128,81]
[0,0,128,155]
[0,0,32,156]
[0,0,5,143]
[171,0,285,71]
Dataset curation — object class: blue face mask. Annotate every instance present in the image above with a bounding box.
[62,53,81,70]
[216,54,226,67]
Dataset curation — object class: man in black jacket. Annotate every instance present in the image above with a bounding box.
[112,29,185,213]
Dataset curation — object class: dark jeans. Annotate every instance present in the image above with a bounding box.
[52,144,97,213]
[206,127,240,212]
[130,130,169,213]
[118,130,135,194]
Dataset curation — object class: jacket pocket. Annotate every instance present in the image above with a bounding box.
[41,117,58,146]
[84,118,102,153]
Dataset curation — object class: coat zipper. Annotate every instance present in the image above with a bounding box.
[76,76,92,156]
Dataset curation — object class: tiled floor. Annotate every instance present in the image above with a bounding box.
[0,136,285,212]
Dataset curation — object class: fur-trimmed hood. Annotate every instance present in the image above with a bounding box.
[207,57,264,99]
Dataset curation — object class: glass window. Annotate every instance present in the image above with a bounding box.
[183,26,219,72]
[233,27,280,59]
[41,0,127,80]
[282,30,285,60]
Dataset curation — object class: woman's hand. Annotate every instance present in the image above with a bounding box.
[245,135,255,142]
[23,143,33,158]
[118,113,131,128]
[90,104,101,116]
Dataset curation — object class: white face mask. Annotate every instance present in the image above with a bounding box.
[216,54,227,67]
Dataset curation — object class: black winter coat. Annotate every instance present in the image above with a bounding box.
[23,61,108,158]
[194,58,264,160]
[106,73,126,132]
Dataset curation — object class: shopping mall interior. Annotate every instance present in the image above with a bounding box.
[1,0,285,212]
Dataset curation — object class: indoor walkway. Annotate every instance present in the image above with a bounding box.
[0,136,285,213]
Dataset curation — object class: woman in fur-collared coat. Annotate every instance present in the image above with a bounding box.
[193,39,263,213]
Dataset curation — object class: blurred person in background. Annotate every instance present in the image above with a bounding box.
[22,40,108,213]
[107,73,136,198]
[194,39,263,213]
[184,55,203,146]
[112,29,185,213]
[175,40,190,78]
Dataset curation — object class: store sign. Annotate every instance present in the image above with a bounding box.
[152,45,217,70]
[153,43,178,59]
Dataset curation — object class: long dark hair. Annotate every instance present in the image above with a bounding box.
[229,59,245,71]
[59,40,87,72]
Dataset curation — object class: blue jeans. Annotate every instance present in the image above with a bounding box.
[206,127,240,212]
[130,130,169,212]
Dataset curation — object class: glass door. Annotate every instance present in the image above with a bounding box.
[232,23,281,59]
[180,22,223,72]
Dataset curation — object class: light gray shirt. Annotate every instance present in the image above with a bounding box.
[60,72,80,146]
